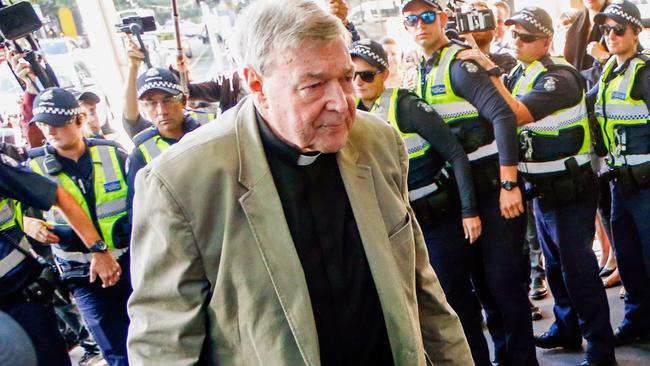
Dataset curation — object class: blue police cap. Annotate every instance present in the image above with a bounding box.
[136,67,183,99]
[350,39,389,70]
[594,0,643,28]
[29,87,82,127]
[401,0,442,13]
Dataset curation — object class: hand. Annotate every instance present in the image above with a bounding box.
[456,48,495,71]
[586,41,609,64]
[89,252,121,288]
[9,52,38,94]
[499,187,525,219]
[328,0,349,24]
[462,216,482,244]
[175,54,189,74]
[125,35,145,69]
[23,217,60,244]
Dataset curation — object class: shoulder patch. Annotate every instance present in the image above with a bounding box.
[417,100,434,113]
[461,61,479,74]
[0,153,18,167]
[543,76,557,92]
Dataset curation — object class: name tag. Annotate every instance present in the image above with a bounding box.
[104,181,121,193]
[612,91,626,101]
[431,84,446,95]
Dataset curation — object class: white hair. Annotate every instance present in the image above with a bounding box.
[232,0,347,76]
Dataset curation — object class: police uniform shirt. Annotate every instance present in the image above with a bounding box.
[505,56,583,121]
[420,42,519,166]
[255,110,394,365]
[0,157,57,295]
[359,90,478,218]
[587,56,650,111]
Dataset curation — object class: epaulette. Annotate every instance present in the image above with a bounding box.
[27,145,55,159]
[87,138,120,148]
[132,127,160,146]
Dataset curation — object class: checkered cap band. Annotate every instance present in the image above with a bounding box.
[33,106,82,116]
[518,13,553,37]
[137,80,183,97]
[350,45,389,69]
[604,6,642,27]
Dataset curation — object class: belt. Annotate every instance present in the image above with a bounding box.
[518,154,591,175]
[610,154,650,167]
[467,140,498,161]
[409,181,440,201]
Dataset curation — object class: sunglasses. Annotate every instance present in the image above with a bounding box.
[511,30,546,43]
[354,70,384,83]
[599,24,627,37]
[404,11,438,27]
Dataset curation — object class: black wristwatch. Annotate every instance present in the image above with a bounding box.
[487,66,503,77]
[501,180,518,191]
[88,240,108,253]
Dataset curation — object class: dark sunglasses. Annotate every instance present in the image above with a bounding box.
[404,11,438,27]
[599,24,627,37]
[354,70,384,83]
[511,30,546,43]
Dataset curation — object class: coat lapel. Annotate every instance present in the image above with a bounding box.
[337,140,419,365]
[236,98,320,365]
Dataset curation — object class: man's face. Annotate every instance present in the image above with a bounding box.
[403,2,447,51]
[37,118,83,151]
[254,37,355,153]
[79,101,100,132]
[512,24,550,64]
[140,90,185,136]
[471,4,495,47]
[493,6,508,41]
[602,19,638,56]
[584,0,606,12]
[352,57,387,102]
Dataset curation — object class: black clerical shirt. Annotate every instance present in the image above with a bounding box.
[256,111,394,366]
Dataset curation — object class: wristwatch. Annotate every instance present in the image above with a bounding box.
[501,180,518,191]
[88,240,108,253]
[487,66,503,77]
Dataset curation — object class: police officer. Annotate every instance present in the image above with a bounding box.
[350,38,489,365]
[26,87,131,366]
[460,7,616,366]
[590,0,650,346]
[401,1,535,365]
[0,145,120,366]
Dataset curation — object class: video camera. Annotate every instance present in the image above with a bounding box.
[445,0,496,35]
[115,15,157,68]
[0,1,59,91]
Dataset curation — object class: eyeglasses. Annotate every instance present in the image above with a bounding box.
[141,94,183,109]
[35,118,75,130]
[353,70,384,83]
[511,30,546,43]
[599,24,627,37]
[404,11,438,27]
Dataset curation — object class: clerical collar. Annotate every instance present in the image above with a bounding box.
[255,109,321,166]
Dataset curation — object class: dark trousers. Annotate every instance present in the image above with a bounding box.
[67,271,131,366]
[420,213,491,366]
[2,298,71,366]
[470,189,537,366]
[610,183,650,332]
[524,202,545,283]
[534,192,614,361]
[54,296,100,354]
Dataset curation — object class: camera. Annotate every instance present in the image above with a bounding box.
[0,1,43,41]
[446,1,496,35]
[115,16,157,35]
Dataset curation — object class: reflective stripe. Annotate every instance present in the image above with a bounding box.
[0,236,29,277]
[433,44,463,86]
[0,202,13,226]
[409,181,440,201]
[512,62,546,98]
[96,196,127,219]
[370,89,392,123]
[518,153,591,174]
[96,145,117,182]
[141,138,163,161]
[404,135,430,156]
[611,154,650,166]
[520,104,588,133]
[594,103,649,120]
[431,101,479,120]
[467,140,498,161]
[52,246,129,264]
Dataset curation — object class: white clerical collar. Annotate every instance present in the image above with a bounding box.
[297,153,321,166]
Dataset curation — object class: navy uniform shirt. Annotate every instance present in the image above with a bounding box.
[0,154,57,295]
[256,110,394,365]
[420,42,519,166]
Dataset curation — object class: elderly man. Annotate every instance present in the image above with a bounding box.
[127,0,471,365]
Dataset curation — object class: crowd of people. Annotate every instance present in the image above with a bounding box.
[1,0,650,365]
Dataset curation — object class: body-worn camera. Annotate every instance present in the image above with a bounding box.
[0,1,43,41]
[446,1,495,34]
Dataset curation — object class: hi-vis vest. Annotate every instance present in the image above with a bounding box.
[188,110,216,125]
[29,142,128,263]
[359,88,443,201]
[595,55,650,166]
[0,198,30,277]
[510,57,591,165]
[134,127,171,164]
[415,43,495,159]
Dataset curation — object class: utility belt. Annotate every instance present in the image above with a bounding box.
[598,158,650,195]
[519,127,584,163]
[523,156,596,211]
[53,247,128,280]
[410,170,459,226]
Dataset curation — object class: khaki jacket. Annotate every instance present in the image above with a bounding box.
[127,97,472,366]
